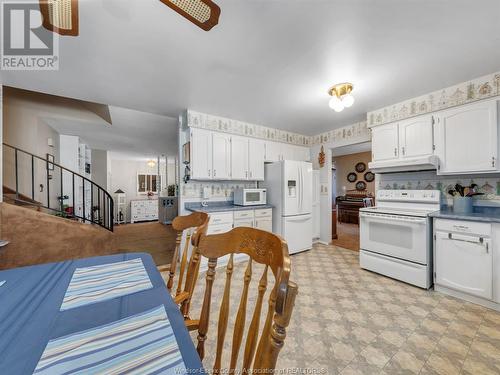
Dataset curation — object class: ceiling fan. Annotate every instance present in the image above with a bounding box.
[39,0,221,37]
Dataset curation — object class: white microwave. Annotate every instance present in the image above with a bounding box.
[234,188,267,206]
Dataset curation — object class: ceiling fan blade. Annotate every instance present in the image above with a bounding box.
[39,0,79,36]
[159,0,220,31]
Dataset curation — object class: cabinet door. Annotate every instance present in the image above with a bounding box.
[248,139,265,180]
[281,144,295,161]
[435,231,492,299]
[436,100,498,174]
[231,136,249,180]
[265,141,282,162]
[371,123,399,161]
[234,219,254,228]
[212,133,231,180]
[399,115,434,158]
[190,128,212,179]
[255,218,273,232]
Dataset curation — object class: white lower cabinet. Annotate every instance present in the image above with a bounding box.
[434,219,498,309]
[200,207,273,271]
[130,200,158,223]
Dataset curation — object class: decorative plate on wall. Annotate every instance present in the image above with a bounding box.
[347,172,357,183]
[356,181,367,191]
[364,171,375,182]
[355,162,366,173]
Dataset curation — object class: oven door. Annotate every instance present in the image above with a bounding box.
[360,212,429,264]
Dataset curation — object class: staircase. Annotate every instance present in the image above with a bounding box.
[2,143,114,232]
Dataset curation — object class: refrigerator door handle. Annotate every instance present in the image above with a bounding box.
[299,165,303,211]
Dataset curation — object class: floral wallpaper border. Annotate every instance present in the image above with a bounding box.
[368,71,500,127]
[311,120,370,146]
[186,110,312,146]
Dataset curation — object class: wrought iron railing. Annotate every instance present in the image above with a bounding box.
[2,143,114,232]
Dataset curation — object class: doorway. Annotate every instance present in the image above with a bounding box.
[330,144,374,251]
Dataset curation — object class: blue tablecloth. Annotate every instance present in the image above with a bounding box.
[0,253,204,374]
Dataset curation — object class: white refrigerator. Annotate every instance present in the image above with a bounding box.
[262,160,313,254]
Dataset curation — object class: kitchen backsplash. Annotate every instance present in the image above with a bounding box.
[181,181,257,200]
[377,171,500,203]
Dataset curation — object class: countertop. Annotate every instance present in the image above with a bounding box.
[185,202,274,213]
[429,206,500,223]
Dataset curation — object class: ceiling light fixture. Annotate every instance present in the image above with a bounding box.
[328,83,354,112]
[39,0,79,36]
[147,159,156,168]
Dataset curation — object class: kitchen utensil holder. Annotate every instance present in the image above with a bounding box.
[453,196,473,214]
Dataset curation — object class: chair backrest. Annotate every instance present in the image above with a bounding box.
[168,212,209,317]
[195,227,298,372]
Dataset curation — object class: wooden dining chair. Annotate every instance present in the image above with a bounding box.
[167,211,209,330]
[195,227,298,372]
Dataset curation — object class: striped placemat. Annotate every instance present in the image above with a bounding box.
[60,258,153,311]
[33,305,186,374]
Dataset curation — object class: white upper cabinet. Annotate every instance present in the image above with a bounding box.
[265,141,282,162]
[399,115,435,159]
[231,135,249,180]
[371,123,399,161]
[435,100,498,174]
[264,141,309,162]
[248,139,265,180]
[190,129,309,180]
[211,133,231,180]
[190,128,212,179]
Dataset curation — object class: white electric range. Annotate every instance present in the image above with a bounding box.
[359,190,441,289]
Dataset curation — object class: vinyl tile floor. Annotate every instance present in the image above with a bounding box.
[163,243,500,375]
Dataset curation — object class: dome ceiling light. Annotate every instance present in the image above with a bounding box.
[328,83,355,112]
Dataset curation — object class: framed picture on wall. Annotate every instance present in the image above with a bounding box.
[347,172,357,183]
[364,171,375,182]
[46,153,55,171]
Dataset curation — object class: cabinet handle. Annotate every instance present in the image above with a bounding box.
[245,171,248,179]
[402,147,405,156]
[250,171,252,178]
[394,148,397,156]
[208,169,211,177]
[214,169,216,177]
[492,156,495,168]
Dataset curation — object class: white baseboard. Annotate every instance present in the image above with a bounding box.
[435,285,500,312]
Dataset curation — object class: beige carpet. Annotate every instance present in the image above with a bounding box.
[161,243,500,374]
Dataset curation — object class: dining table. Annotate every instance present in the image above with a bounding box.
[0,252,204,374]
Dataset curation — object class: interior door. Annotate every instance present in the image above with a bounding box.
[371,123,399,161]
[212,133,231,180]
[190,128,212,179]
[399,115,434,158]
[231,136,249,180]
[435,231,492,299]
[282,160,300,216]
[436,100,498,174]
[248,139,265,180]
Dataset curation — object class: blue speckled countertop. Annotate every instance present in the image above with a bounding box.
[429,206,500,223]
[185,202,273,213]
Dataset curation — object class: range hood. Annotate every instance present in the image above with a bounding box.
[368,155,439,173]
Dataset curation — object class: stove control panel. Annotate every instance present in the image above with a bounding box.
[376,190,441,203]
